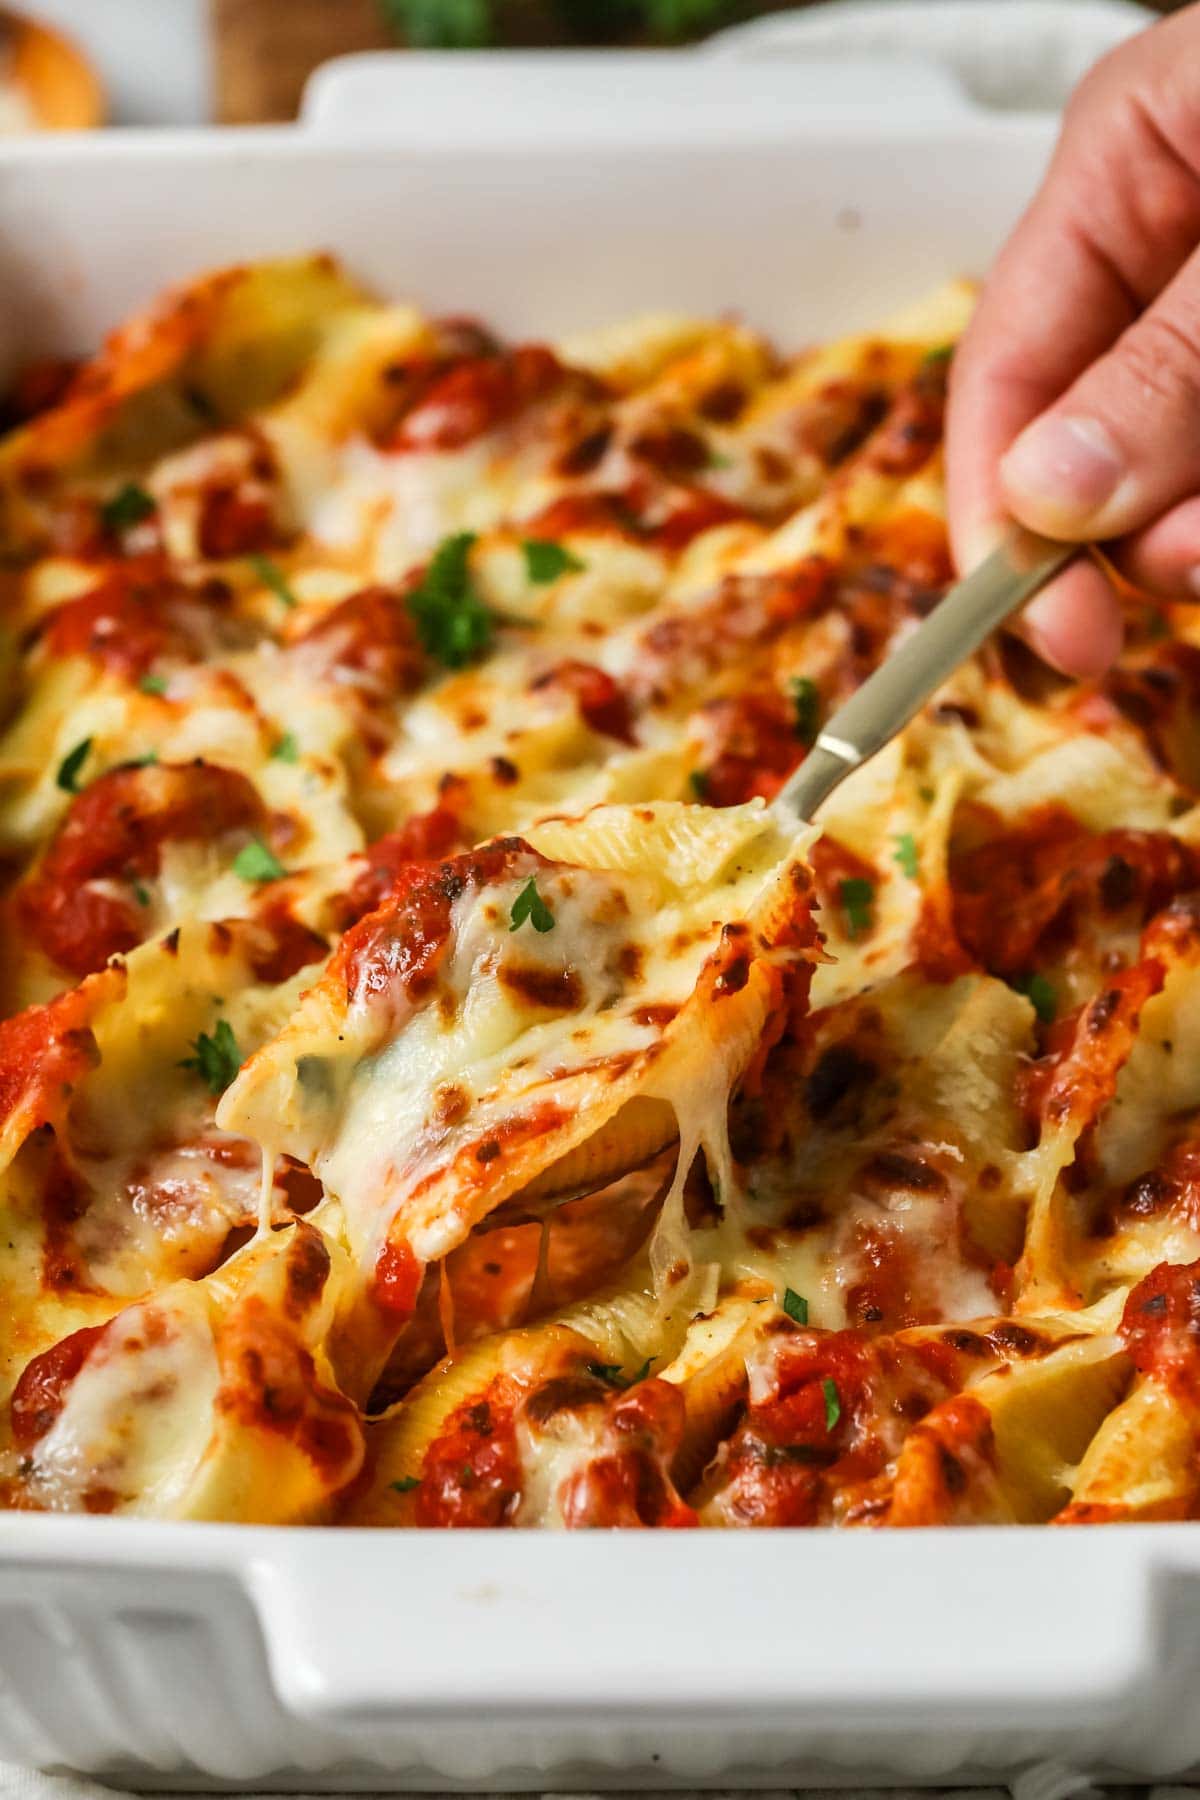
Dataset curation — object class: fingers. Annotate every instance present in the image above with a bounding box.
[944,8,1200,677]
[947,12,1200,574]
[1118,496,1200,598]
[1016,561,1125,678]
[999,244,1200,542]
[945,193,1137,575]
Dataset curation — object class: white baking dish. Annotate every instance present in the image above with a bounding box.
[3,5,1196,1787]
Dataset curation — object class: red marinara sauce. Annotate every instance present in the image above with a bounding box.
[43,564,199,682]
[415,1376,525,1527]
[335,837,536,1005]
[18,761,266,977]
[10,1323,108,1449]
[1120,1258,1200,1403]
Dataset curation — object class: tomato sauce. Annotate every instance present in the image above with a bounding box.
[0,975,117,1141]
[336,838,532,1004]
[1017,959,1164,1139]
[197,483,278,559]
[390,345,581,453]
[43,565,199,681]
[557,1379,697,1529]
[18,761,265,977]
[950,804,1200,976]
[691,689,802,806]
[710,1329,956,1527]
[373,1237,424,1320]
[415,1376,524,1526]
[530,659,635,744]
[1120,1257,1200,1403]
[10,1322,109,1449]
[338,808,466,928]
[289,585,426,699]
[216,1292,362,1481]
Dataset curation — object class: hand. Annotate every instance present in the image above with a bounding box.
[946,4,1200,677]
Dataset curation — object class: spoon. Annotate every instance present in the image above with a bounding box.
[777,526,1076,824]
[491,528,1078,1225]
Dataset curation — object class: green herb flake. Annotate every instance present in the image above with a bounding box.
[129,750,159,768]
[232,837,287,884]
[271,731,300,763]
[918,784,935,804]
[250,555,298,610]
[521,538,586,584]
[822,1376,842,1432]
[138,672,168,697]
[893,832,920,880]
[689,769,710,801]
[389,1475,421,1494]
[55,737,92,794]
[132,881,152,908]
[100,482,156,536]
[839,876,874,939]
[1014,971,1057,1025]
[178,1017,241,1096]
[587,1362,625,1388]
[789,675,821,747]
[922,343,955,368]
[406,531,494,668]
[782,1287,809,1326]
[587,1357,654,1391]
[509,876,554,934]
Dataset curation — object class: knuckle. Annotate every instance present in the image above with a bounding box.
[1113,308,1200,414]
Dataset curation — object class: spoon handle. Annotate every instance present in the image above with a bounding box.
[775,527,1077,824]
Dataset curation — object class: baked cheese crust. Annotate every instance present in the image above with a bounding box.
[1,256,1196,1528]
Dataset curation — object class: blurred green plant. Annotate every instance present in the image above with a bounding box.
[379,0,734,47]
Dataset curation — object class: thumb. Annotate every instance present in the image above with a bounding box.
[999,250,1200,542]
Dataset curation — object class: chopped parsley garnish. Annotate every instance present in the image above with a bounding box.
[1014,971,1057,1025]
[138,672,168,696]
[389,1475,421,1494]
[55,737,92,794]
[178,1018,241,1096]
[822,1376,841,1432]
[893,832,920,880]
[918,784,935,804]
[782,1287,809,1326]
[509,876,555,934]
[587,1357,654,1390]
[521,538,586,584]
[588,1362,624,1387]
[270,731,299,763]
[250,554,298,610]
[839,876,874,939]
[789,675,821,747]
[689,769,710,801]
[100,482,155,536]
[922,344,954,367]
[406,531,493,668]
[128,750,158,768]
[232,837,286,884]
[132,880,152,907]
